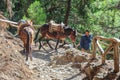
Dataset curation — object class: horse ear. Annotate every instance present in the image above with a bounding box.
[72,30,77,36]
[29,20,32,22]
[29,20,32,23]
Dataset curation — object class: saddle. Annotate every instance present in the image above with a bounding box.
[18,24,31,35]
[49,20,65,33]
[18,20,35,35]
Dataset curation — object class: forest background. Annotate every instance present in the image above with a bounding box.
[0,0,120,39]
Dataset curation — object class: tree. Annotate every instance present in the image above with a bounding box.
[64,0,71,25]
[24,1,46,25]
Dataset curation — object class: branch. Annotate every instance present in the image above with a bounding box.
[0,18,18,24]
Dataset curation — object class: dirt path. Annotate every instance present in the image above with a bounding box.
[29,45,83,80]
[0,31,119,80]
[24,43,120,80]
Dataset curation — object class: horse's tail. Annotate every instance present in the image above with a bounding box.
[25,29,31,55]
[34,28,40,42]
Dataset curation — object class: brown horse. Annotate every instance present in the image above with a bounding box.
[18,20,34,61]
[34,23,77,51]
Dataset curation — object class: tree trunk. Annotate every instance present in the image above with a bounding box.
[6,0,13,19]
[64,0,71,26]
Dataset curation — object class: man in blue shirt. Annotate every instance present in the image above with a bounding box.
[80,30,92,52]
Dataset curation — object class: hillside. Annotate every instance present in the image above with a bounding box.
[0,29,33,80]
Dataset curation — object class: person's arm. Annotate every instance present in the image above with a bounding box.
[88,35,93,43]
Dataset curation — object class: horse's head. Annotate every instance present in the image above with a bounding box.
[70,29,77,47]
[70,29,77,42]
[63,26,77,43]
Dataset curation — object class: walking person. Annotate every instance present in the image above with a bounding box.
[80,30,92,52]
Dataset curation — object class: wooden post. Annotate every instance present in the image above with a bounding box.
[113,42,119,72]
[119,47,120,67]
[91,38,97,59]
[91,36,120,71]
[102,44,113,64]
[96,40,104,54]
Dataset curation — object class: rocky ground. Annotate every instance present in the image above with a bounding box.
[0,29,120,80]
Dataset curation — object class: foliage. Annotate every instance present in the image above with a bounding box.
[23,1,46,24]
[0,0,120,38]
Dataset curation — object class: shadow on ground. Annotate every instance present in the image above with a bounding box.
[32,49,54,61]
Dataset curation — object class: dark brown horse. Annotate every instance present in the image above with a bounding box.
[18,20,34,61]
[34,23,77,51]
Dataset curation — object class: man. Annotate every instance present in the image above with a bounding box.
[80,30,92,52]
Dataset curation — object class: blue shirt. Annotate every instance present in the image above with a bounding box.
[80,34,92,50]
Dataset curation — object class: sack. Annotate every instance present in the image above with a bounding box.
[49,20,64,33]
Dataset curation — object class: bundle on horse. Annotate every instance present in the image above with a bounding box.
[49,20,65,33]
[34,21,77,51]
[18,20,34,61]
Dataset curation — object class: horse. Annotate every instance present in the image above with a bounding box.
[18,20,34,61]
[34,23,77,51]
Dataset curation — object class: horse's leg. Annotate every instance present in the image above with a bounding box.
[34,38,39,46]
[26,52,29,61]
[23,48,26,53]
[30,46,32,61]
[34,28,40,43]
[41,42,49,53]
[55,40,60,50]
[25,41,29,61]
[46,39,53,49]
[38,37,48,52]
[25,52,29,65]
[39,39,42,50]
[34,41,37,46]
[73,42,76,48]
[38,37,43,50]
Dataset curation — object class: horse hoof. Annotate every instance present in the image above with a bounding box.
[39,47,41,50]
[51,48,54,50]
[22,52,25,55]
[38,47,40,50]
[22,53,25,55]
[55,49,58,53]
[59,45,63,48]
[22,49,26,54]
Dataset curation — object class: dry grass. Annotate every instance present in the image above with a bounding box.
[0,29,33,80]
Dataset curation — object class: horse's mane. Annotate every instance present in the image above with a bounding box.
[63,26,77,36]
[43,23,49,27]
